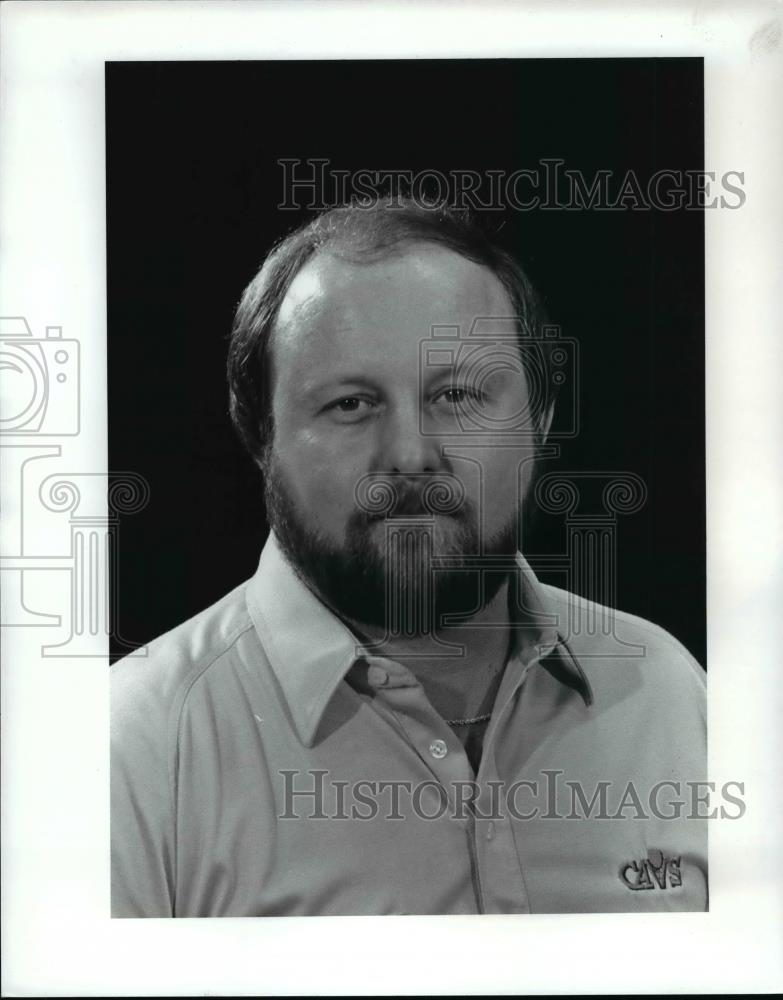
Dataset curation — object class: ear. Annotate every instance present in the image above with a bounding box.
[539,401,556,443]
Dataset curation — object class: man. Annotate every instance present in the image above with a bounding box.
[111,199,708,916]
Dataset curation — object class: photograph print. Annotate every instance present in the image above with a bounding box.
[107,58,722,917]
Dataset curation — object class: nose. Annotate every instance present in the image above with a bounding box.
[376,396,441,476]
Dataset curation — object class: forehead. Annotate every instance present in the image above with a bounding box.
[271,242,515,367]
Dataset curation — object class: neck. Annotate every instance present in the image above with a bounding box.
[347,575,514,724]
[353,577,511,668]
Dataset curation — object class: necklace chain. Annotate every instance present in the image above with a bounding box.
[445,712,492,727]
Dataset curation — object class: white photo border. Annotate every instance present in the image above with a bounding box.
[1,1,782,995]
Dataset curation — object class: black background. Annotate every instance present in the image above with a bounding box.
[107,59,705,665]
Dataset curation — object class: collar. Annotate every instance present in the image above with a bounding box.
[509,551,593,705]
[246,532,592,747]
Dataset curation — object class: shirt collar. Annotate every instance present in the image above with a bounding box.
[246,532,592,747]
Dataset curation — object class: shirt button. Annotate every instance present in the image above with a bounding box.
[368,665,388,687]
[429,739,448,759]
[486,821,496,841]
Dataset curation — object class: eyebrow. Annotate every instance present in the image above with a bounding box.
[302,375,384,398]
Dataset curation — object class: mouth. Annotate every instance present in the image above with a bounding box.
[365,511,469,547]
[368,507,460,524]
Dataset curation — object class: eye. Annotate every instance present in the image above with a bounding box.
[335,397,362,411]
[325,396,377,423]
[433,385,486,408]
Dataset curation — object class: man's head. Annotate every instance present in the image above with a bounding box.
[227,200,558,632]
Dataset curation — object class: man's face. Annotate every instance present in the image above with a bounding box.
[263,242,542,631]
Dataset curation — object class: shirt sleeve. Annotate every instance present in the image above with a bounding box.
[111,658,176,917]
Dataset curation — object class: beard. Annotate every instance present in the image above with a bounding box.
[261,451,519,635]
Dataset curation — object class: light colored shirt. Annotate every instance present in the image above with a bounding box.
[111,532,708,916]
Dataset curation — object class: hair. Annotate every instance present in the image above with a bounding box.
[227,197,559,466]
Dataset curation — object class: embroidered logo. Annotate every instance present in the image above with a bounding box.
[620,849,682,891]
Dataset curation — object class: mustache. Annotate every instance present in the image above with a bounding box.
[353,472,469,522]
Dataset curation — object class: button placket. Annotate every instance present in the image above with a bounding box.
[359,653,532,912]
[470,749,532,914]
[362,656,473,794]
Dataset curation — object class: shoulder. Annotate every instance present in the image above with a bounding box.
[111,580,256,735]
